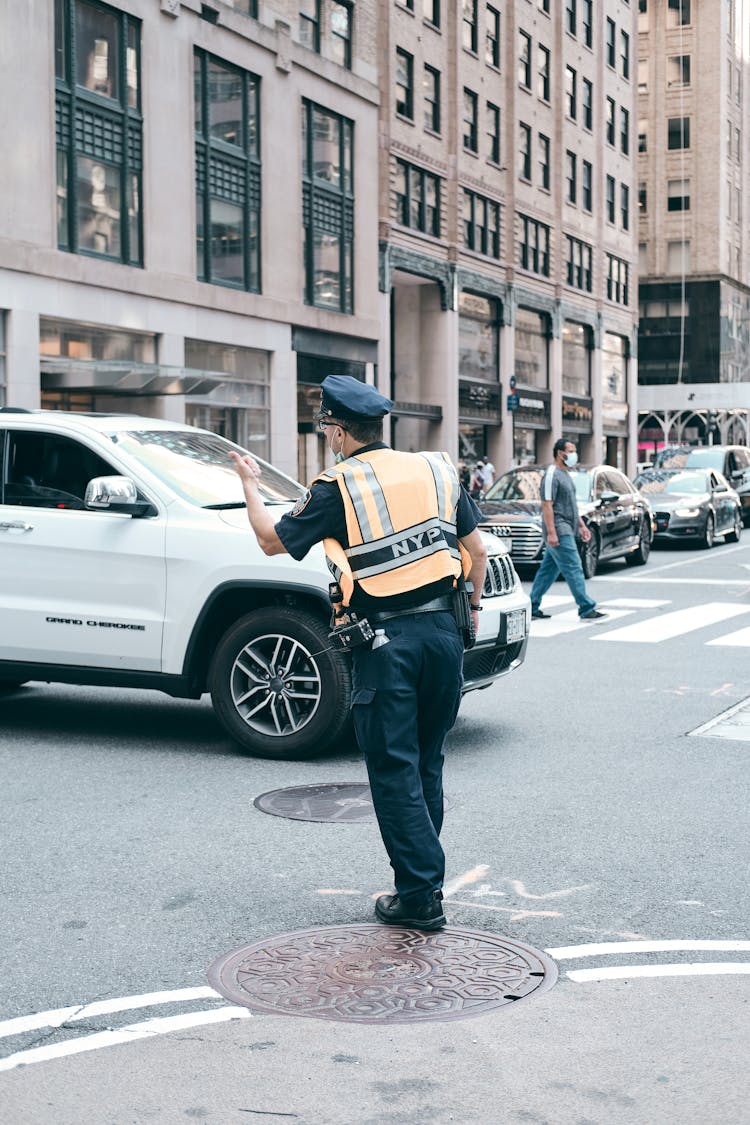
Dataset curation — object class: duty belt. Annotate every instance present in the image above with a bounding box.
[369,594,454,623]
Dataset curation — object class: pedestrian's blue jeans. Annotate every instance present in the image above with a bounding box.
[529,534,596,617]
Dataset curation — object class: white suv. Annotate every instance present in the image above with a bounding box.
[0,410,529,759]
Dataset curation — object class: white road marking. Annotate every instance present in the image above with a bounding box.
[688,696,750,742]
[621,545,749,576]
[567,963,750,982]
[546,940,750,958]
[533,594,574,608]
[530,608,633,637]
[0,1007,250,1073]
[592,602,750,643]
[0,986,221,1041]
[595,576,750,587]
[597,597,671,608]
[707,625,750,647]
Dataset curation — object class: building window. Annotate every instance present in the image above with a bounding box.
[638,59,648,92]
[566,238,592,292]
[639,182,647,214]
[538,44,550,101]
[487,101,500,163]
[55,0,142,265]
[396,48,414,119]
[667,178,690,211]
[606,175,615,223]
[639,119,648,152]
[185,340,271,460]
[667,0,690,27]
[606,254,629,304]
[486,5,500,68]
[423,0,440,27]
[519,31,532,88]
[519,214,550,276]
[424,65,441,133]
[606,97,616,145]
[563,322,592,395]
[621,183,630,230]
[566,66,577,119]
[463,0,478,52]
[300,0,321,52]
[463,88,478,152]
[621,31,630,79]
[399,0,415,9]
[606,18,616,68]
[667,240,690,273]
[565,0,576,36]
[395,158,441,237]
[462,189,501,258]
[520,122,532,180]
[668,117,690,149]
[330,2,352,69]
[566,150,577,204]
[539,133,550,190]
[582,160,592,211]
[582,0,592,47]
[539,0,550,12]
[582,77,592,130]
[667,55,691,87]
[620,107,630,155]
[302,100,354,312]
[194,51,261,292]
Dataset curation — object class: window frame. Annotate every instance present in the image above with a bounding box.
[395,47,415,120]
[302,99,355,313]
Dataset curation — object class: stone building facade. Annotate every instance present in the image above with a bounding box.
[637,0,750,455]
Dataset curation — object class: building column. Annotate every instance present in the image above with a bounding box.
[153,334,186,422]
[498,310,515,470]
[421,285,459,462]
[627,326,639,478]
[270,341,297,479]
[591,316,604,464]
[7,309,40,409]
[377,289,392,446]
[544,306,562,461]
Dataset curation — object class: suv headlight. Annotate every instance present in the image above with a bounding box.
[674,507,700,518]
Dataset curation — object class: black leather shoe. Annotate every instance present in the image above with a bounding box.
[531,609,551,619]
[374,891,446,931]
[580,609,607,620]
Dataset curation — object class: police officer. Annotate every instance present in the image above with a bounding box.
[230,375,487,931]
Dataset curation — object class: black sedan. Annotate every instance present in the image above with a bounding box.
[634,468,742,548]
[478,464,654,577]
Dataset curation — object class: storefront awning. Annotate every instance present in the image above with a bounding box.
[40,358,244,396]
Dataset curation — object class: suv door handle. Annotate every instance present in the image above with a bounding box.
[0,521,34,532]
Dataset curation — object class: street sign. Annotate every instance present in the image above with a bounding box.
[509,375,517,390]
[507,393,519,411]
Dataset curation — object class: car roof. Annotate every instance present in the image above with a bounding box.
[0,410,197,435]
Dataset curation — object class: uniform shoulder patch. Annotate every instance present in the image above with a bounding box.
[290,489,313,517]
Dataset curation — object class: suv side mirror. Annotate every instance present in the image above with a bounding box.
[85,475,153,516]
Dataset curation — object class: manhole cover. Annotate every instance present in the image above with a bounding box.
[254,783,450,823]
[208,925,557,1024]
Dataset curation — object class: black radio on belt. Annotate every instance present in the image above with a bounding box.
[328,582,375,650]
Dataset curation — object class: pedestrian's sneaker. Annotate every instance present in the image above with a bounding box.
[531,609,551,619]
[374,891,446,931]
[580,609,607,620]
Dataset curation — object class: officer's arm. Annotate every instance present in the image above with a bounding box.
[230,452,289,556]
[459,527,488,609]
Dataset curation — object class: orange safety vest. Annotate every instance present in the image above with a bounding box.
[314,448,471,606]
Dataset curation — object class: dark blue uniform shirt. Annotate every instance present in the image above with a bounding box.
[275,443,482,613]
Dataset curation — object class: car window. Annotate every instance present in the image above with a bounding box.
[570,471,592,501]
[685,448,723,471]
[593,472,611,499]
[2,431,116,509]
[736,448,750,470]
[661,471,710,495]
[606,470,632,495]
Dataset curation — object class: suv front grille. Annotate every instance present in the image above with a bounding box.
[483,554,516,597]
[506,523,543,559]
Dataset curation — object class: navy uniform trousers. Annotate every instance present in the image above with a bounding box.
[351,610,464,903]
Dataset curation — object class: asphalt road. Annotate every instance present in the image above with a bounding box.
[2,538,750,1124]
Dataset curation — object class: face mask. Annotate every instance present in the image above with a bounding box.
[330,431,345,464]
[564,451,578,468]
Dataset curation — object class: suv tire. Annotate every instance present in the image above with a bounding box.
[209,606,352,760]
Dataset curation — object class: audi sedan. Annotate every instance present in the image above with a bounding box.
[634,468,742,548]
[477,464,654,578]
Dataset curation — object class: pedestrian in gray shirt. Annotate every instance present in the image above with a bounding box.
[529,439,607,621]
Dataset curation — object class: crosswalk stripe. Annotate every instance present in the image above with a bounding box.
[530,608,634,637]
[706,626,750,648]
[592,602,750,644]
[598,598,671,609]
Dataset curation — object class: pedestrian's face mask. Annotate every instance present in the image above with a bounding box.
[564,450,578,467]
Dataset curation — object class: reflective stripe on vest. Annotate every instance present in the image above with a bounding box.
[315,449,466,598]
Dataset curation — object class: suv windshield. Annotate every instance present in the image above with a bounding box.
[685,449,723,471]
[639,470,709,496]
[107,429,305,508]
[485,470,542,501]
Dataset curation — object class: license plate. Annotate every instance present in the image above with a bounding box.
[504,609,526,642]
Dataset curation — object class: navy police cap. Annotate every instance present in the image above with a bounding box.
[318,375,393,423]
